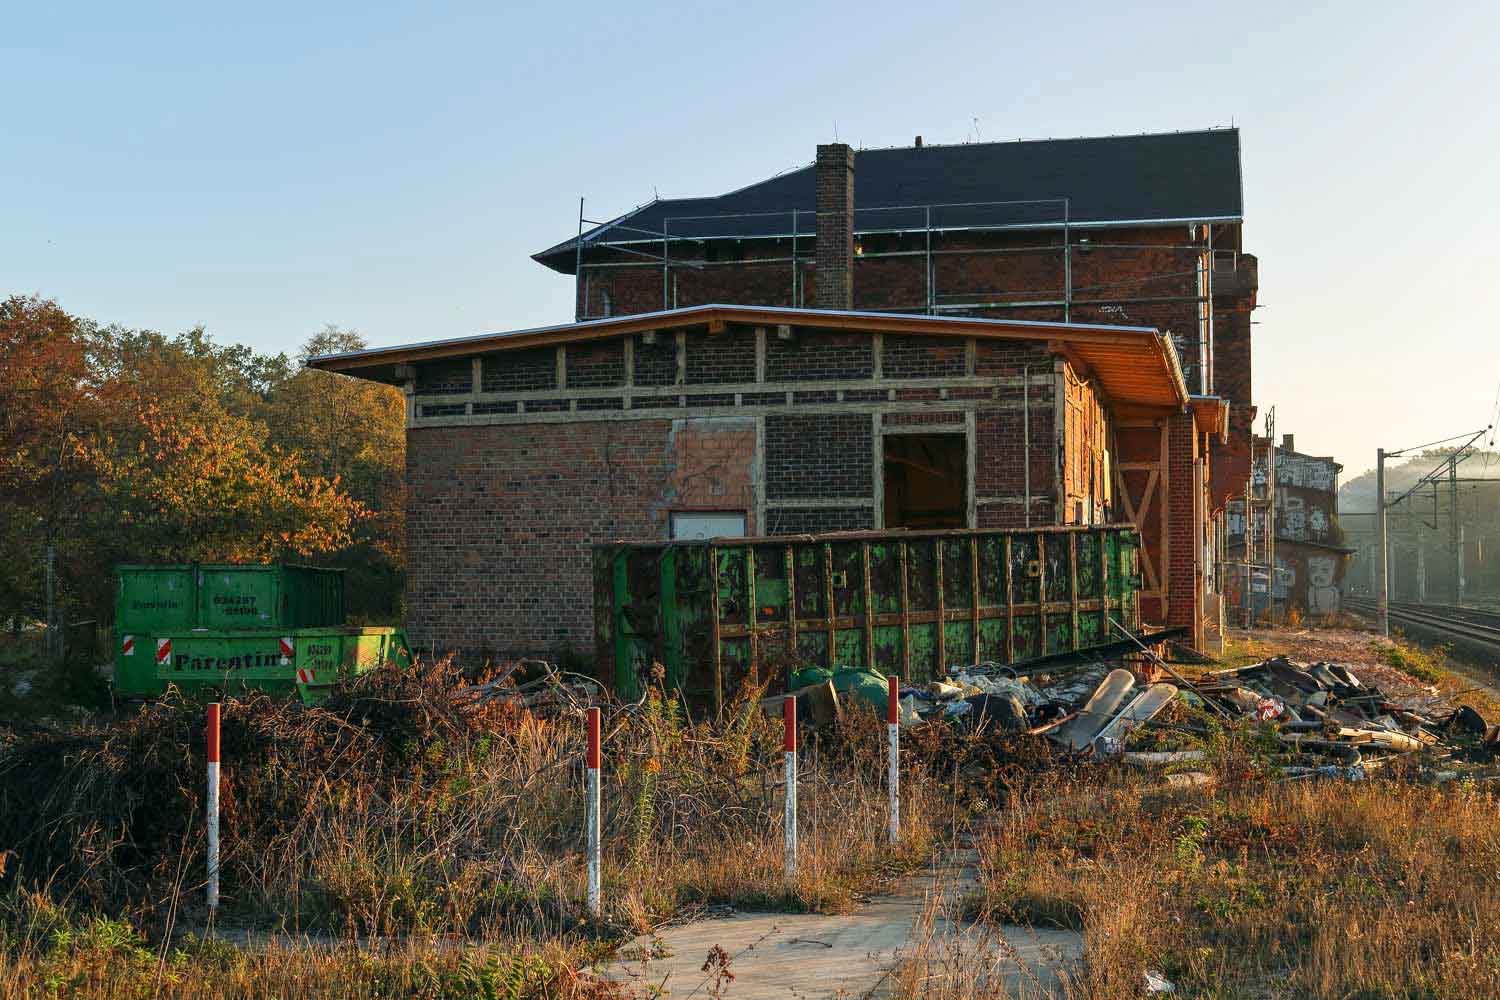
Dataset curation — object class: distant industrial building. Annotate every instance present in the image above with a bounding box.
[1224,434,1352,622]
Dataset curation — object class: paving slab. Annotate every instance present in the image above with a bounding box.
[602,851,1081,999]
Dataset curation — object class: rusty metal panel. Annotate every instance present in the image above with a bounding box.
[594,523,1143,709]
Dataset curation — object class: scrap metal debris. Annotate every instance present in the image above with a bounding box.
[1187,655,1496,779]
[831,649,1499,781]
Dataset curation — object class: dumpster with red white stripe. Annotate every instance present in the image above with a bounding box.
[113,563,412,703]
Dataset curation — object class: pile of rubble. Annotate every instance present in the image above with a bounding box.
[799,652,1499,783]
[893,662,1181,754]
[1188,655,1497,779]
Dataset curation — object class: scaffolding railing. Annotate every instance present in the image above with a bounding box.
[572,195,1221,396]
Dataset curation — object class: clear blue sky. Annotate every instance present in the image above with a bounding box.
[6,1,1498,476]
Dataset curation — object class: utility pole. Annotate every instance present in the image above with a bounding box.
[1416,542,1426,602]
[1459,524,1466,604]
[1377,447,1389,637]
[1450,456,1461,605]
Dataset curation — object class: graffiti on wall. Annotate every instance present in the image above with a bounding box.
[1277,453,1338,492]
[1306,555,1341,615]
[1281,494,1307,541]
[1225,437,1351,618]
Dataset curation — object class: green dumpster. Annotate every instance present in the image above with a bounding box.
[146,625,411,702]
[113,564,410,703]
[594,524,1142,713]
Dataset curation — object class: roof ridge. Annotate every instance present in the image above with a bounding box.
[852,125,1239,155]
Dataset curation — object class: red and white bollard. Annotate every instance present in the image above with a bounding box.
[887,676,900,843]
[586,707,602,918]
[206,702,221,912]
[783,696,798,885]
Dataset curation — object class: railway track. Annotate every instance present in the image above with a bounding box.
[1344,597,1500,661]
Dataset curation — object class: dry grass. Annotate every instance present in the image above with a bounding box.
[889,770,1500,999]
[0,903,625,1000]
[888,626,1500,1000]
[979,774,1500,998]
[0,660,957,997]
[11,628,1494,998]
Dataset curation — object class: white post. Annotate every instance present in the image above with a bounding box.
[206,702,221,912]
[783,696,797,885]
[887,675,900,843]
[586,707,602,917]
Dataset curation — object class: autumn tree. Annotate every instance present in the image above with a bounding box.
[0,299,405,644]
[263,326,406,619]
[0,296,110,643]
[84,404,367,563]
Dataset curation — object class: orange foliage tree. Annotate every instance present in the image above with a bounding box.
[85,404,368,563]
[0,296,111,635]
[0,297,404,638]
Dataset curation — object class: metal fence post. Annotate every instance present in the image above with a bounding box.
[206,702,221,912]
[887,676,900,843]
[586,707,602,917]
[783,697,797,885]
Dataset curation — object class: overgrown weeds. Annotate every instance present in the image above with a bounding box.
[0,658,958,994]
[944,765,1500,998]
[1376,632,1449,683]
[0,887,624,1000]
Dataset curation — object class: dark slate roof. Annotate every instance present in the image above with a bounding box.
[535,129,1243,273]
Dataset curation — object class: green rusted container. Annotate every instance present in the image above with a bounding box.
[115,563,345,634]
[113,564,407,703]
[594,525,1143,712]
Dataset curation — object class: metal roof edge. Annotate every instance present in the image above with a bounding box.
[855,125,1240,155]
[305,303,1167,368]
[309,304,1189,412]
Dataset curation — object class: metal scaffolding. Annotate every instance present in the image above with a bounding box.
[569,198,1225,391]
[1220,408,1277,627]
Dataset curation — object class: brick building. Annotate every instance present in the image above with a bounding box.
[311,130,1256,657]
[1224,435,1351,621]
[311,304,1190,655]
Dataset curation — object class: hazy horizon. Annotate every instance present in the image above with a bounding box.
[7,1,1498,478]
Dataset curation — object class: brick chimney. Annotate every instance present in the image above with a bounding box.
[1282,433,1295,454]
[815,143,855,310]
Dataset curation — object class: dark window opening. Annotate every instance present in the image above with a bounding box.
[883,433,967,530]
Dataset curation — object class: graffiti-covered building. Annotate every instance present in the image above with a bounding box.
[1224,434,1352,621]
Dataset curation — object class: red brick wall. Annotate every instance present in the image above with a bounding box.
[405,420,675,658]
[1165,410,1200,634]
[403,317,1219,659]
[974,340,1058,528]
[765,413,872,500]
[815,143,855,309]
[1209,251,1257,514]
[668,418,759,532]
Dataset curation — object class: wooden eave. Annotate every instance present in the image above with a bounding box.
[307,304,1190,410]
[1189,395,1230,443]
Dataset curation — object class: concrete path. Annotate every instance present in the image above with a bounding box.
[602,851,1081,999]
